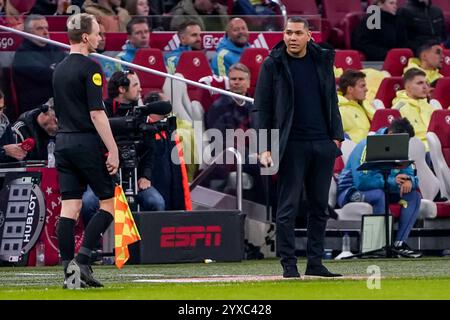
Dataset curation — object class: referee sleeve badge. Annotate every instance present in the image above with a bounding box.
[92,73,103,86]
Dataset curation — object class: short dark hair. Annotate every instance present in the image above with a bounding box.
[177,20,201,34]
[67,13,96,44]
[108,70,136,99]
[339,69,366,95]
[285,16,310,30]
[416,40,442,58]
[143,91,162,104]
[388,117,415,138]
[403,68,426,84]
[0,90,4,99]
[126,17,150,35]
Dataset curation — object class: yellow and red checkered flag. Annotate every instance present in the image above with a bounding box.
[114,185,141,269]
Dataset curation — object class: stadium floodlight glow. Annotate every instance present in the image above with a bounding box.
[0,24,255,104]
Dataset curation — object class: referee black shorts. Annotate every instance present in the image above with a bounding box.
[55,133,115,201]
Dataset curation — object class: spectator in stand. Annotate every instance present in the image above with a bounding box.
[403,40,443,87]
[117,17,151,64]
[205,63,261,201]
[165,21,203,74]
[352,0,407,61]
[211,18,250,76]
[12,15,66,114]
[0,90,27,163]
[125,0,150,16]
[83,0,131,32]
[125,0,159,29]
[104,17,151,75]
[12,98,58,161]
[337,117,422,258]
[338,70,375,144]
[397,0,446,53]
[169,0,228,31]
[30,0,78,15]
[392,68,434,157]
[3,0,37,30]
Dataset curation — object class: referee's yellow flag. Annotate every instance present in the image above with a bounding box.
[114,185,141,269]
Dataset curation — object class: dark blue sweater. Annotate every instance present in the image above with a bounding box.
[287,52,328,141]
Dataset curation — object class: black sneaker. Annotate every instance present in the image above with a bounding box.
[63,261,87,289]
[305,264,342,277]
[282,265,300,278]
[394,243,422,258]
[69,259,104,288]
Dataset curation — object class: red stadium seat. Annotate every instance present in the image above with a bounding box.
[46,16,68,32]
[382,48,414,76]
[430,77,450,110]
[341,12,365,49]
[239,47,269,97]
[432,0,450,11]
[334,50,363,70]
[441,49,450,77]
[374,77,404,109]
[369,109,401,132]
[428,110,450,167]
[131,48,167,96]
[175,51,213,102]
[322,0,363,48]
[322,0,363,28]
[282,0,319,15]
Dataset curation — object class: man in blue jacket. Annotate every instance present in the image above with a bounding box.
[211,17,250,76]
[337,117,422,258]
[165,21,202,74]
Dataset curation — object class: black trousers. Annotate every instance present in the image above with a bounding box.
[276,139,337,267]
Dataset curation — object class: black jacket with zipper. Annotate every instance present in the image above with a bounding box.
[397,0,446,53]
[254,40,344,162]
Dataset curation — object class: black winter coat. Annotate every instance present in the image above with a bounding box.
[352,10,407,61]
[0,124,15,163]
[254,40,344,163]
[12,39,66,113]
[12,107,52,161]
[397,0,446,53]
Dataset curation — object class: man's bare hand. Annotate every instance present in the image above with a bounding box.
[259,151,273,168]
[3,144,27,160]
[106,150,119,175]
[138,178,151,190]
[400,180,412,197]
[395,174,410,186]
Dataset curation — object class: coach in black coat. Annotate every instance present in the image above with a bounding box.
[254,17,344,278]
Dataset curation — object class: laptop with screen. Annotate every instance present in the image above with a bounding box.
[366,133,409,162]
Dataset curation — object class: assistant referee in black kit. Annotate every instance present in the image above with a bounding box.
[53,13,119,288]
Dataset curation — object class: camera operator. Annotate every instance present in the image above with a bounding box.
[139,91,192,211]
[81,70,166,224]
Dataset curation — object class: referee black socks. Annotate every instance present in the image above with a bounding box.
[76,209,114,265]
[56,216,76,270]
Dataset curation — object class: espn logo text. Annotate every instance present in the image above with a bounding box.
[160,226,222,248]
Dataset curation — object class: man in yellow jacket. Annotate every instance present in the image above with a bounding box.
[338,69,376,143]
[403,40,443,87]
[392,68,434,153]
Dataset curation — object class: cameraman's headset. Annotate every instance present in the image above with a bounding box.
[111,70,135,115]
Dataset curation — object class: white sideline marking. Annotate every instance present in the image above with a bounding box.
[132,275,369,283]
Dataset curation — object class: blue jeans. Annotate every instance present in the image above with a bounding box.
[135,186,165,211]
[81,186,99,226]
[360,189,421,242]
[81,185,166,224]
